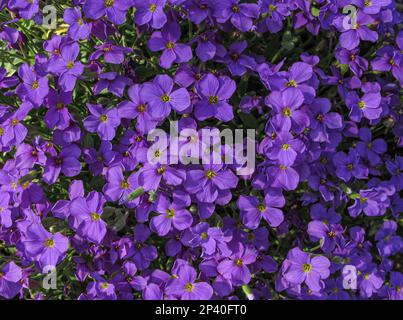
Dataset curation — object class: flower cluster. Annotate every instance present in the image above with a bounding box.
[0,0,402,300]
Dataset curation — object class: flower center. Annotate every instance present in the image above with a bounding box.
[347,163,353,170]
[235,258,243,266]
[279,165,287,170]
[120,180,130,189]
[100,114,108,123]
[157,166,166,175]
[56,102,65,110]
[282,143,290,150]
[44,238,55,248]
[269,4,277,11]
[205,170,216,179]
[32,81,39,89]
[209,95,218,104]
[149,4,157,12]
[184,282,194,292]
[0,127,4,136]
[104,0,114,7]
[360,197,367,203]
[91,212,101,221]
[166,41,175,49]
[161,94,171,102]
[327,231,336,238]
[154,149,161,158]
[137,104,146,113]
[67,61,74,69]
[302,263,312,273]
[11,119,18,126]
[166,208,175,218]
[287,79,297,87]
[282,107,292,117]
[316,114,324,122]
[101,282,109,289]
[201,232,208,239]
[364,0,371,6]
[232,5,240,12]
[258,204,266,212]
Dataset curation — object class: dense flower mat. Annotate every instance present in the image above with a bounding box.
[0,0,402,300]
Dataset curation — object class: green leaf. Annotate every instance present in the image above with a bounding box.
[127,187,145,201]
[311,7,320,17]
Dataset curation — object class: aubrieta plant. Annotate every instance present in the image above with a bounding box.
[0,0,402,300]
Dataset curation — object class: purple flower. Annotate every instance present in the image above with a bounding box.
[165,264,213,300]
[184,0,212,25]
[94,72,133,97]
[90,43,132,64]
[309,97,343,142]
[283,247,330,292]
[83,0,132,25]
[141,74,190,119]
[84,141,116,176]
[386,156,403,191]
[103,166,139,203]
[258,0,290,33]
[217,243,257,286]
[346,90,382,122]
[8,0,39,19]
[44,90,73,130]
[134,0,167,29]
[132,224,158,269]
[238,189,285,229]
[148,22,192,69]
[307,220,343,253]
[214,0,259,32]
[22,223,69,272]
[0,192,12,228]
[16,63,49,106]
[150,194,193,236]
[220,41,256,76]
[83,104,121,141]
[0,102,31,147]
[64,7,91,40]
[266,88,309,133]
[358,266,384,298]
[333,148,368,182]
[356,127,387,166]
[194,73,236,122]
[185,164,238,203]
[352,0,391,15]
[15,142,46,169]
[118,84,157,133]
[47,42,84,92]
[338,11,378,50]
[43,144,82,185]
[348,187,389,217]
[70,191,107,244]
[0,262,23,299]
[372,45,403,86]
[0,67,19,89]
[375,221,402,257]
[267,131,305,166]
